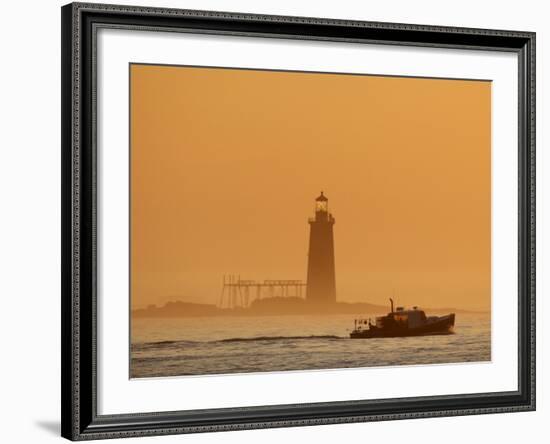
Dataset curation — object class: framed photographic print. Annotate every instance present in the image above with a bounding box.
[61,2,536,440]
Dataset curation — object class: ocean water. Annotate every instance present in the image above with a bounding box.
[130,313,491,378]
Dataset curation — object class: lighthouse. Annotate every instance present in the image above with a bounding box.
[306,192,336,305]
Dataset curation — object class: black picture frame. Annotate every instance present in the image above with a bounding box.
[61,2,536,440]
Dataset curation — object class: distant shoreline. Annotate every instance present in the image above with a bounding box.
[132,298,489,318]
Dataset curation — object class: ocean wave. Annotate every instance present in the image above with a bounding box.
[218,335,343,343]
[132,339,198,349]
[134,334,344,349]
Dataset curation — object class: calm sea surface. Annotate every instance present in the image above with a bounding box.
[130,313,490,378]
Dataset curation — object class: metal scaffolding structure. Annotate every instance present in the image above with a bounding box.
[219,275,306,308]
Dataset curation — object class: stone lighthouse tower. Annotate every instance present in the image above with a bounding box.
[306,192,336,305]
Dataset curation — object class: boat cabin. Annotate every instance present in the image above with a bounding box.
[380,307,428,329]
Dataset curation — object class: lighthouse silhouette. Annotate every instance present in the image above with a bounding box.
[306,192,336,305]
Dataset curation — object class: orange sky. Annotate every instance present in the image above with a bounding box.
[130,64,491,311]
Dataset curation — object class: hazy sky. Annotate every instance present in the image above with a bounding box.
[130,64,491,311]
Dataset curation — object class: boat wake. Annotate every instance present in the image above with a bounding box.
[135,335,344,349]
[219,335,343,343]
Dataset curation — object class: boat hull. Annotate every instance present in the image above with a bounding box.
[350,314,455,339]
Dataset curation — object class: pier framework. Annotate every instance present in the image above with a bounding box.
[219,275,306,308]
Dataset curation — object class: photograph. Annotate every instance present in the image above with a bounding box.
[129,63,492,378]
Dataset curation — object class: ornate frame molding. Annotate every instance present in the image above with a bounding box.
[61,2,535,440]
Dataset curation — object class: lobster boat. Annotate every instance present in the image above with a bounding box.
[350,299,455,339]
